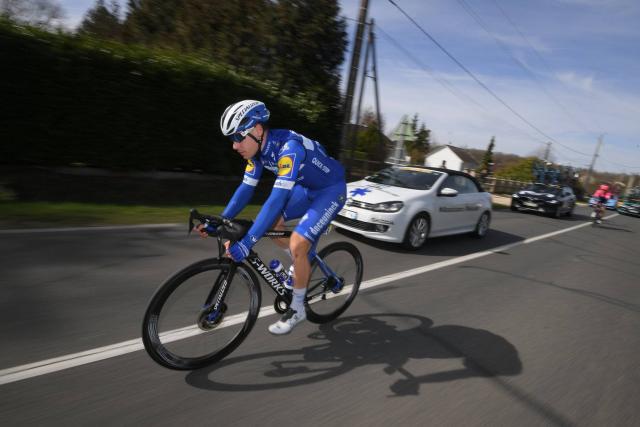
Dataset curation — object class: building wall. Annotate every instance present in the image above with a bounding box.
[425,147,463,171]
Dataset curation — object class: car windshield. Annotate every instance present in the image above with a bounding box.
[524,184,559,195]
[365,167,443,190]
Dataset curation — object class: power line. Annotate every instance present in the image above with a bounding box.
[600,158,640,170]
[375,27,466,106]
[490,0,605,133]
[387,0,595,158]
[549,145,589,168]
[349,15,552,149]
[386,0,565,145]
[375,24,548,146]
[456,0,597,136]
[350,5,632,171]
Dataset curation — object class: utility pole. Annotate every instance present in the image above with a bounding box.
[543,141,551,163]
[339,0,369,171]
[369,19,383,151]
[350,19,383,176]
[625,174,636,197]
[353,22,372,130]
[584,134,604,190]
[353,19,383,150]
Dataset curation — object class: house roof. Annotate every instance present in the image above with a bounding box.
[428,144,479,167]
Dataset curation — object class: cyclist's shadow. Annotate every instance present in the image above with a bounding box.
[185,313,521,396]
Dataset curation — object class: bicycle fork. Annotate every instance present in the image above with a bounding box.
[197,261,237,331]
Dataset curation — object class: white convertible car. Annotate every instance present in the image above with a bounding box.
[332,166,492,249]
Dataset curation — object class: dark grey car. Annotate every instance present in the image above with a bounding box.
[510,183,576,218]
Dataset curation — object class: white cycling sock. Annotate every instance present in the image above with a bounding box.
[291,287,306,314]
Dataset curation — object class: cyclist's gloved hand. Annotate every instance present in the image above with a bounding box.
[204,222,218,234]
[195,220,219,238]
[228,235,254,262]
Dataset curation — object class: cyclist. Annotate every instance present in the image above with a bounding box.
[197,99,346,335]
[591,184,611,223]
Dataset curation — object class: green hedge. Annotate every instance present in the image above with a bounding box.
[0,20,341,175]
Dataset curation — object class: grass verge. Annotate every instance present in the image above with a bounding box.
[0,201,262,229]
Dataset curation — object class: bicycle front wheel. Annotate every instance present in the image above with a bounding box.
[142,258,261,370]
[305,241,363,324]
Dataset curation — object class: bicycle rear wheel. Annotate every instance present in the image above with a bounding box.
[142,258,261,370]
[305,241,363,324]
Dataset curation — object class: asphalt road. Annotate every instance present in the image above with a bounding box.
[1,207,639,426]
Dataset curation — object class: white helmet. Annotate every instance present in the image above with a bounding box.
[220,100,270,141]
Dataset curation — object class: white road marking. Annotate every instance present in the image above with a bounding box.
[0,214,619,385]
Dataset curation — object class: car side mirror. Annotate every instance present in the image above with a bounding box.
[440,187,458,197]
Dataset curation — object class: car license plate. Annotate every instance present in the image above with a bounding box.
[340,209,357,220]
[524,201,537,208]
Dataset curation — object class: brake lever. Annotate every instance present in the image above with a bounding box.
[188,209,197,235]
[189,208,225,236]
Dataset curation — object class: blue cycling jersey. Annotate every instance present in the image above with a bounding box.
[222,129,345,245]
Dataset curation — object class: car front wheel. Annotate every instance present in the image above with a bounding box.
[402,214,429,250]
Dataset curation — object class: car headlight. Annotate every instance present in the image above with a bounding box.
[512,193,520,198]
[548,199,559,204]
[372,201,404,212]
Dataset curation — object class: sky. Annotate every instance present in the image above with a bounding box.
[57,0,640,174]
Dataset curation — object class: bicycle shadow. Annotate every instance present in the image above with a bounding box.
[185,313,522,396]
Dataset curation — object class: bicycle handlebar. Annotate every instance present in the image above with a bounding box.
[188,209,255,242]
[189,207,296,244]
[188,209,224,234]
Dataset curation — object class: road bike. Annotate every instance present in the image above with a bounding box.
[142,209,363,370]
[591,200,605,225]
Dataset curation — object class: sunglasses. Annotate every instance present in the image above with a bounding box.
[229,127,254,143]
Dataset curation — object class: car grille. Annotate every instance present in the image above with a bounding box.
[519,196,544,203]
[346,199,376,210]
[334,215,380,232]
[517,196,558,208]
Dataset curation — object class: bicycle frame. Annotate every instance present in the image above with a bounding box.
[593,202,605,220]
[245,244,291,299]
[188,209,339,321]
[202,236,291,320]
[250,230,340,298]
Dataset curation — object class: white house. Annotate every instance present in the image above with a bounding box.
[425,145,479,173]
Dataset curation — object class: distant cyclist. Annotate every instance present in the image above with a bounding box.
[197,100,346,334]
[591,184,612,223]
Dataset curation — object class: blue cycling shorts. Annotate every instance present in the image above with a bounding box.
[282,181,346,244]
